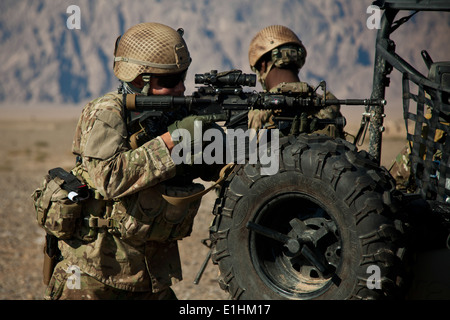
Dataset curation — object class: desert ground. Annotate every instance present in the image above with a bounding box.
[0,104,448,300]
[0,105,230,300]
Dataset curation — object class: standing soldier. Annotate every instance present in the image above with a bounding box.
[42,22,221,300]
[247,25,344,138]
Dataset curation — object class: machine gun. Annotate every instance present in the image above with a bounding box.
[123,69,386,145]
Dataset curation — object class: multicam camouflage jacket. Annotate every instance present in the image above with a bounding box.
[59,91,204,292]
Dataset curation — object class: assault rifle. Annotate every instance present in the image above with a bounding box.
[124,69,386,142]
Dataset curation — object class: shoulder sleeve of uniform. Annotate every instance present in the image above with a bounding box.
[83,95,128,160]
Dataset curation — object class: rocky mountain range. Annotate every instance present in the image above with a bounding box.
[1,0,449,121]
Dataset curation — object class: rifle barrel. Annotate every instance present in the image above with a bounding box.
[326,99,386,106]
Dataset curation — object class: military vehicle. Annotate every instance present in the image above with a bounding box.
[205,0,450,299]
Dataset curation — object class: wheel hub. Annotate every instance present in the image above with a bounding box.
[247,194,342,298]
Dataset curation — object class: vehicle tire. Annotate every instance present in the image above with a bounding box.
[210,134,407,300]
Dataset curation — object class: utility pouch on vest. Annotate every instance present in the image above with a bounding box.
[115,183,205,243]
[32,167,89,239]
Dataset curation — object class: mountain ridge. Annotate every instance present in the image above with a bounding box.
[1,0,448,121]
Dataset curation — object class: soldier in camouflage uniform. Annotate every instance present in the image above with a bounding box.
[44,22,221,300]
[389,144,414,191]
[389,108,447,192]
[247,25,344,138]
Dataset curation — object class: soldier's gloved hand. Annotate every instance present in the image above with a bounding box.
[168,114,227,144]
[168,113,227,165]
[299,113,320,134]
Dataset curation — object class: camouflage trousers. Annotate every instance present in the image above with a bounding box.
[44,260,177,300]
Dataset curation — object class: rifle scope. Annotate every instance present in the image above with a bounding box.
[195,70,256,87]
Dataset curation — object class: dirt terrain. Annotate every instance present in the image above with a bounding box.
[0,104,431,300]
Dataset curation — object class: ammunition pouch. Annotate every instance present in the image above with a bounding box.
[110,182,205,243]
[32,168,86,239]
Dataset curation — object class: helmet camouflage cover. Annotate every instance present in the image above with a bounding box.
[248,25,307,71]
[113,22,191,82]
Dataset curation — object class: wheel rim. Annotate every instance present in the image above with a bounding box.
[249,192,342,299]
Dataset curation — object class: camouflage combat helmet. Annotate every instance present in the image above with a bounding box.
[113,22,191,83]
[249,25,307,87]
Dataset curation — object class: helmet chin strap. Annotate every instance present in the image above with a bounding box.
[122,75,152,95]
[122,82,139,94]
[140,75,151,95]
[255,60,275,91]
